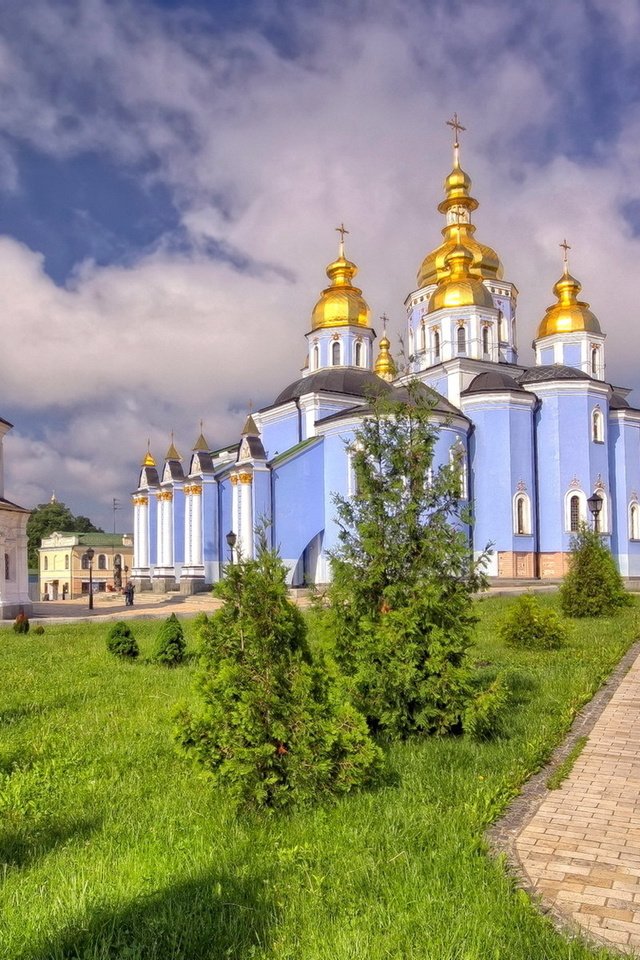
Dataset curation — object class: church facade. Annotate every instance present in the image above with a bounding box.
[131,130,640,591]
[0,415,32,618]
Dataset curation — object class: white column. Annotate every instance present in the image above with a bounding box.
[156,491,173,570]
[183,488,193,566]
[132,495,149,570]
[231,475,239,562]
[238,472,253,560]
[191,486,203,566]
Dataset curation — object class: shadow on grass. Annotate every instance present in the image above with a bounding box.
[18,869,275,960]
[0,817,100,869]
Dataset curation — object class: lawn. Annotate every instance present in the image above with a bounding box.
[0,597,638,960]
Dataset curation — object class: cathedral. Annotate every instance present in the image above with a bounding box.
[131,121,640,591]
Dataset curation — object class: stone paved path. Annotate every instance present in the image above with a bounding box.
[515,653,640,954]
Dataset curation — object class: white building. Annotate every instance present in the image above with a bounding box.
[0,415,32,619]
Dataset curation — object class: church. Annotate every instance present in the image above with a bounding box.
[131,120,640,591]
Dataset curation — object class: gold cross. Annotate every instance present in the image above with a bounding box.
[446,113,466,145]
[560,238,571,265]
[380,312,389,333]
[335,223,349,243]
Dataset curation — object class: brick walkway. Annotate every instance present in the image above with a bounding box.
[515,653,640,953]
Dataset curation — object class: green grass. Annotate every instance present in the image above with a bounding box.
[0,597,638,959]
[546,735,589,790]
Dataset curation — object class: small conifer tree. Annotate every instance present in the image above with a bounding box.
[153,613,186,665]
[330,381,495,738]
[560,524,632,617]
[500,595,568,650]
[176,531,382,811]
[13,611,29,634]
[106,621,139,659]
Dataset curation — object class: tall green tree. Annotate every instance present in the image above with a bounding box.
[176,532,382,811]
[560,523,631,617]
[329,382,491,738]
[26,500,103,568]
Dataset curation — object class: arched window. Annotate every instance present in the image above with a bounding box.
[4,553,9,580]
[498,311,506,341]
[594,491,608,534]
[65,555,69,570]
[44,556,49,571]
[568,493,582,532]
[114,554,122,567]
[591,347,599,377]
[332,340,341,366]
[457,325,466,355]
[355,341,363,367]
[630,502,640,540]
[511,318,516,347]
[81,554,89,569]
[482,326,490,357]
[419,322,426,352]
[450,439,467,499]
[98,554,107,570]
[514,493,531,535]
[313,343,319,370]
[592,407,604,443]
[433,329,441,361]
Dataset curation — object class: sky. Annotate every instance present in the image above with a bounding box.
[1,0,640,531]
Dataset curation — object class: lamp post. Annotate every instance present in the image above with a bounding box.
[84,546,95,610]
[587,492,603,532]
[226,530,237,565]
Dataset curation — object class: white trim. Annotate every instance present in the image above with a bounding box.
[565,489,587,532]
[513,491,532,535]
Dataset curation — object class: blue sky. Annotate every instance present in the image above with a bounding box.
[1,0,639,529]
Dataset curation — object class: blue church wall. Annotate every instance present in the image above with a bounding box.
[465,401,535,566]
[540,347,554,365]
[272,440,324,572]
[202,481,218,567]
[260,411,300,460]
[172,487,185,573]
[563,344,581,367]
[321,430,352,559]
[252,470,272,548]
[609,416,640,576]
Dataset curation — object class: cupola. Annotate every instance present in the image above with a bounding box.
[311,226,371,331]
[427,239,495,313]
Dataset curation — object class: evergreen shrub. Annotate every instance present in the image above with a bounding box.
[500,595,568,650]
[177,534,383,811]
[106,621,139,659]
[13,613,29,634]
[32,624,45,636]
[463,675,509,740]
[154,613,186,665]
[560,524,632,617]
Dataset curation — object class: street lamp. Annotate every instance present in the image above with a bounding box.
[84,546,95,610]
[587,492,603,532]
[226,530,237,564]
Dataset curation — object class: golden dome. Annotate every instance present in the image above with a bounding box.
[141,439,156,467]
[417,140,502,288]
[311,235,371,331]
[427,241,495,314]
[537,267,601,339]
[374,333,396,382]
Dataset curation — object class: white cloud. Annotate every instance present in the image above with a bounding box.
[1,0,640,522]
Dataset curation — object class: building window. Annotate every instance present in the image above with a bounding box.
[355,341,363,367]
[65,555,69,570]
[457,325,466,355]
[482,326,490,357]
[592,407,604,443]
[4,553,9,581]
[98,554,107,570]
[630,501,640,541]
[313,343,319,370]
[44,556,49,571]
[450,439,468,500]
[566,491,588,533]
[514,493,531,535]
[419,322,426,352]
[498,311,506,341]
[433,329,441,361]
[594,491,608,534]
[332,340,341,366]
[591,347,599,377]
[569,494,580,532]
[81,554,90,570]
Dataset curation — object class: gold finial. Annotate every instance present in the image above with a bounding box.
[142,438,156,467]
[380,312,389,335]
[165,431,181,461]
[193,422,209,453]
[336,222,349,257]
[374,328,396,382]
[560,238,571,275]
[446,112,466,146]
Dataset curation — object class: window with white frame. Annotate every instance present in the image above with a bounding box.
[355,340,363,367]
[450,439,468,499]
[630,501,640,540]
[419,321,426,352]
[433,329,441,361]
[592,406,604,443]
[514,492,531,535]
[594,490,608,534]
[482,325,490,357]
[591,346,599,377]
[331,340,341,366]
[566,491,586,532]
[456,325,466,355]
[98,554,107,570]
[313,343,319,370]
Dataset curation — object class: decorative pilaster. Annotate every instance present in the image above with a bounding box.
[238,472,253,560]
[152,490,177,592]
[180,484,205,594]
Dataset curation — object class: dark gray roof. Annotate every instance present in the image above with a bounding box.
[610,392,630,410]
[272,368,392,406]
[518,364,591,384]
[238,435,266,462]
[317,381,466,427]
[164,461,185,481]
[189,452,215,475]
[463,371,527,394]
[139,466,159,487]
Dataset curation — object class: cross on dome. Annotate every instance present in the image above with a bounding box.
[446,113,466,147]
[335,222,349,257]
[560,238,571,274]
